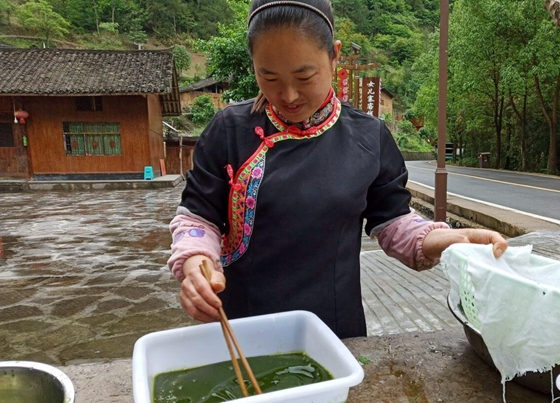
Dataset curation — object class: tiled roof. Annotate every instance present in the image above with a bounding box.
[179,77,220,92]
[546,0,560,27]
[382,87,395,98]
[0,48,177,95]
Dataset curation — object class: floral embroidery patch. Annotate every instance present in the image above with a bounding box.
[220,95,342,267]
[221,158,264,266]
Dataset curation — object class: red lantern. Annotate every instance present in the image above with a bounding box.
[14,110,29,124]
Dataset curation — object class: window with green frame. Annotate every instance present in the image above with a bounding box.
[63,122,122,156]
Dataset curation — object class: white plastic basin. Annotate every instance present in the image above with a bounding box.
[132,310,364,403]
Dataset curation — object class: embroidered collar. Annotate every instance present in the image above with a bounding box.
[271,88,336,130]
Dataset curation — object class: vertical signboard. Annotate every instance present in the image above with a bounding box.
[361,77,381,117]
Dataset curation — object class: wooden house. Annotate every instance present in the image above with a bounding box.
[0,48,181,180]
[165,135,198,175]
[380,87,395,117]
[179,78,228,111]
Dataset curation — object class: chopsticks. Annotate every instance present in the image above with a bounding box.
[199,260,262,397]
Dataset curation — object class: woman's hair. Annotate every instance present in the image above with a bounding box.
[248,0,336,113]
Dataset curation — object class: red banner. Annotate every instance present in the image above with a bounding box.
[337,68,349,103]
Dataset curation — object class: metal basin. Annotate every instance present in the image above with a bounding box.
[447,295,560,396]
[0,361,75,403]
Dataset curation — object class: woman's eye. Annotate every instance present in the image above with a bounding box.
[298,76,313,81]
[264,78,277,82]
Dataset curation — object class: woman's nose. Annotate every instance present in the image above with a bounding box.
[280,85,299,104]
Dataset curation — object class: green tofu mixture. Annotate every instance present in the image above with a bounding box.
[153,352,333,403]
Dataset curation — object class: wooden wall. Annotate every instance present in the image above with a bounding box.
[165,138,196,175]
[380,91,394,117]
[147,93,164,176]
[21,95,157,176]
[0,97,30,178]
[180,91,226,110]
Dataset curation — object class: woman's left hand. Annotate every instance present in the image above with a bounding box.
[422,228,508,260]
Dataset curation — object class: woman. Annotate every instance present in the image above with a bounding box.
[168,0,507,339]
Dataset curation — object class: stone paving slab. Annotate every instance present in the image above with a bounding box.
[360,251,460,337]
[0,187,194,366]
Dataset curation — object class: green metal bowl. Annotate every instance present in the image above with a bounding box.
[0,361,74,403]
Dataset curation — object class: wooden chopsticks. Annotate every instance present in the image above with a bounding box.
[199,260,262,397]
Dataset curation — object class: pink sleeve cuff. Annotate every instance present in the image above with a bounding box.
[167,214,223,282]
[376,214,450,271]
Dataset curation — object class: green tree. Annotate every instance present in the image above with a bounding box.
[143,0,189,40]
[122,6,148,47]
[49,0,98,32]
[191,94,216,126]
[98,21,122,48]
[413,33,440,138]
[335,17,373,56]
[332,0,371,35]
[127,22,148,48]
[405,31,439,107]
[185,0,234,39]
[98,0,127,24]
[517,1,560,174]
[173,45,191,76]
[415,0,560,174]
[449,0,513,168]
[0,0,16,26]
[202,1,258,102]
[17,0,70,44]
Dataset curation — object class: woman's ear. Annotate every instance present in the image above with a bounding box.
[332,40,342,71]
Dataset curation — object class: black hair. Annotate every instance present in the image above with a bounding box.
[248,0,335,59]
[248,0,336,113]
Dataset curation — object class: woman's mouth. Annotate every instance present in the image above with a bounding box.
[283,104,303,114]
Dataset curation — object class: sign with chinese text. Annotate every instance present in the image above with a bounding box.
[361,77,381,117]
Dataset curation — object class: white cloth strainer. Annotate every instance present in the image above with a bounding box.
[441,243,560,391]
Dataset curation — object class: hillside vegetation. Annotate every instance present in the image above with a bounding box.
[2,0,559,172]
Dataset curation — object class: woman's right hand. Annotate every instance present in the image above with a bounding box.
[179,255,226,322]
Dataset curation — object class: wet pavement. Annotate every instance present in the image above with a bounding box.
[0,186,197,366]
[0,184,386,367]
[1,184,558,403]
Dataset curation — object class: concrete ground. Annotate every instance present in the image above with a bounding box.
[1,176,559,402]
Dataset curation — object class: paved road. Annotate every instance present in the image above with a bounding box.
[406,160,560,223]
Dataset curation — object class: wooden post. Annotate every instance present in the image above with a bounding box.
[434,0,449,222]
[354,74,360,108]
[179,135,184,179]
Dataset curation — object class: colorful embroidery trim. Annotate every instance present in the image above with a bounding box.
[267,95,341,135]
[271,88,336,130]
[221,157,264,266]
[220,95,342,267]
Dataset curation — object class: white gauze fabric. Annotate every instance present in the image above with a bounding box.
[441,243,560,386]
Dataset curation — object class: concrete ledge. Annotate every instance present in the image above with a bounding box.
[0,175,184,192]
[407,182,560,237]
[0,181,28,192]
[58,329,550,403]
[401,151,435,161]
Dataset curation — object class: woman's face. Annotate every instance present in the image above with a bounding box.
[252,27,341,122]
